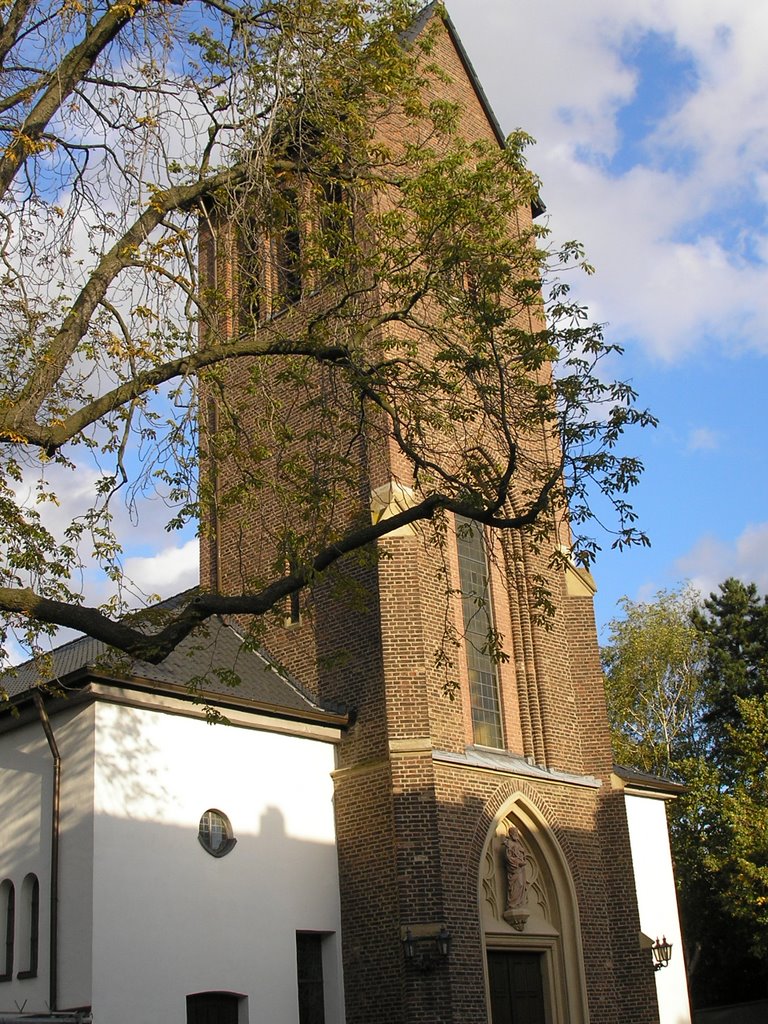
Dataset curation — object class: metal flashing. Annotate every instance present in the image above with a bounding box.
[434,746,602,788]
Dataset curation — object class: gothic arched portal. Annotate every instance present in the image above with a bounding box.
[477,793,589,1024]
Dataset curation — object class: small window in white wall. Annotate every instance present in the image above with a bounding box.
[0,879,14,982]
[187,990,245,1024]
[198,809,237,857]
[296,932,326,1024]
[17,873,39,979]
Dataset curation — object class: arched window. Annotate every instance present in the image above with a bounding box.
[0,879,14,982]
[456,515,504,749]
[17,873,39,979]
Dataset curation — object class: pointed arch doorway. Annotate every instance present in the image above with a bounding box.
[478,795,589,1024]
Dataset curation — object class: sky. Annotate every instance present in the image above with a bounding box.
[445,0,768,636]
[13,0,766,656]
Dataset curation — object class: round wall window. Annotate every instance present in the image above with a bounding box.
[198,809,237,857]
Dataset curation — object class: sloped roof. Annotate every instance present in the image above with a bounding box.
[2,610,346,728]
[614,764,686,796]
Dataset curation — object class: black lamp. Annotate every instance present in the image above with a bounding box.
[651,936,673,971]
[402,926,452,970]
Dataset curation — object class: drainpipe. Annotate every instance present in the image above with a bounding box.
[32,689,60,1013]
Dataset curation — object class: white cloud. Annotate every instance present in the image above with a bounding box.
[447,0,768,360]
[10,458,198,616]
[674,522,768,596]
[14,458,194,558]
[124,539,199,598]
[686,427,719,452]
[534,165,768,360]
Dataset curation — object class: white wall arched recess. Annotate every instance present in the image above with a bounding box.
[473,786,590,1024]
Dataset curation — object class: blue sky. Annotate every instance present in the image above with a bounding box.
[448,0,768,636]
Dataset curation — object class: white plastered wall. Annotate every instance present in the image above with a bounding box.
[624,792,692,1024]
[0,716,51,1014]
[0,704,96,1014]
[90,700,344,1024]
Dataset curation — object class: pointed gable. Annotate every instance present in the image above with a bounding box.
[407,2,506,148]
[406,4,544,215]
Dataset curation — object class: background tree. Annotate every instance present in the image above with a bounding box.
[692,578,768,772]
[715,695,768,955]
[602,585,706,775]
[602,579,768,1008]
[0,0,654,673]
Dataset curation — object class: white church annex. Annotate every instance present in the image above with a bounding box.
[0,616,347,1024]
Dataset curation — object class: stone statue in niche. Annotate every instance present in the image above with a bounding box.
[502,825,527,908]
[501,824,529,931]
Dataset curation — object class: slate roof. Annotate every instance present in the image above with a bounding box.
[614,764,686,796]
[2,606,346,727]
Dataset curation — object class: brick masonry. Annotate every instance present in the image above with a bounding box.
[201,8,661,1023]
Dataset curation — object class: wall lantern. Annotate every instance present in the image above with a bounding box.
[402,925,452,971]
[651,936,673,971]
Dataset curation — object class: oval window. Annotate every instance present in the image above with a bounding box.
[198,809,237,858]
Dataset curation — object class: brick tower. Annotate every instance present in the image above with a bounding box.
[200,5,662,1023]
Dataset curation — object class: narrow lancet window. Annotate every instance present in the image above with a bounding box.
[456,516,504,748]
[0,880,14,982]
[274,188,302,307]
[17,873,39,979]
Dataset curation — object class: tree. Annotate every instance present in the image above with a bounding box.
[715,694,768,956]
[0,0,654,673]
[691,581,768,980]
[602,581,768,1007]
[692,578,768,770]
[602,586,706,775]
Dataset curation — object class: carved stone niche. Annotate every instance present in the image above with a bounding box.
[480,815,552,936]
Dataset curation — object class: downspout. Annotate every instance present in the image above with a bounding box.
[32,690,59,1013]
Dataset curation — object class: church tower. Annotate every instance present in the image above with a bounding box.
[200,6,663,1023]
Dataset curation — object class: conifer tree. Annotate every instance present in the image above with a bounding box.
[692,578,768,772]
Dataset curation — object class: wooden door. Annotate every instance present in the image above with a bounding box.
[488,950,547,1024]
